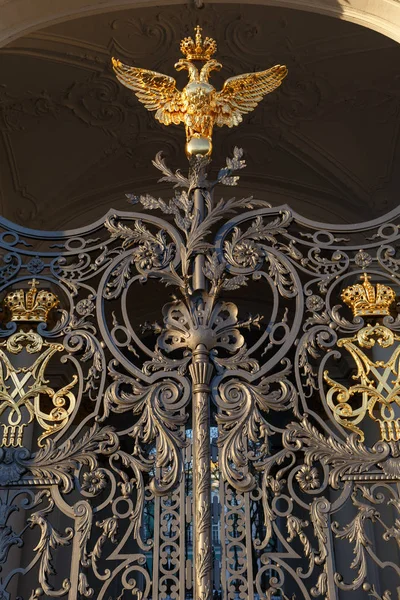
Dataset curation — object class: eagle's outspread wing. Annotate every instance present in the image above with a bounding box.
[112,58,185,126]
[214,64,287,128]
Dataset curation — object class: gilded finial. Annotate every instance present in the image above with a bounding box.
[2,280,59,323]
[112,27,287,158]
[341,272,396,317]
[195,25,201,45]
[28,278,40,289]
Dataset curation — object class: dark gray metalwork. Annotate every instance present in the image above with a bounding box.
[0,147,399,599]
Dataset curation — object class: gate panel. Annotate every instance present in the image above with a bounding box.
[0,149,400,599]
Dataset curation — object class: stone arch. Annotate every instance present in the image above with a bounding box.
[1,0,400,47]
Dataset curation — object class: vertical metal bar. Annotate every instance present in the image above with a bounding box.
[152,490,161,600]
[190,344,213,600]
[179,418,187,600]
[189,168,213,599]
[193,187,206,292]
[244,491,254,600]
[220,467,228,597]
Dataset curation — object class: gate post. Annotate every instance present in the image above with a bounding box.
[190,343,213,600]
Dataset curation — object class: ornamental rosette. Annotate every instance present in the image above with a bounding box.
[295,465,320,491]
[76,298,95,316]
[231,240,264,268]
[81,469,108,495]
[132,240,164,271]
[306,294,324,312]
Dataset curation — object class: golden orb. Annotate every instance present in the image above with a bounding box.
[185,136,212,157]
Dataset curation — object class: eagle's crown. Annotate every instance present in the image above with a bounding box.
[180,26,217,62]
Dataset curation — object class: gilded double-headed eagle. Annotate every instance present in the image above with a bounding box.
[112,26,287,157]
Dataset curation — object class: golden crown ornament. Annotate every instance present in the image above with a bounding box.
[180,26,217,61]
[341,273,396,317]
[325,275,399,444]
[2,279,59,323]
[324,323,400,443]
[112,26,287,158]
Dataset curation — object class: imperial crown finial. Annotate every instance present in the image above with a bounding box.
[112,27,287,159]
[341,273,396,317]
[2,279,59,323]
[180,26,217,61]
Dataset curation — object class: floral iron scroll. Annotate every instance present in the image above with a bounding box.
[0,146,400,599]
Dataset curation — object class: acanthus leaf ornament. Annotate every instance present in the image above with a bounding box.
[158,293,245,354]
[112,26,287,157]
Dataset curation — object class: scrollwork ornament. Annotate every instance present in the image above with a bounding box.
[0,74,400,597]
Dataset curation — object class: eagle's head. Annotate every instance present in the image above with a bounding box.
[174,59,199,82]
[199,59,222,83]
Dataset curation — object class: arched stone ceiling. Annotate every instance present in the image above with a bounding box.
[1,0,400,44]
[0,4,399,230]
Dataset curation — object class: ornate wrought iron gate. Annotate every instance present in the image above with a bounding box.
[0,143,400,599]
